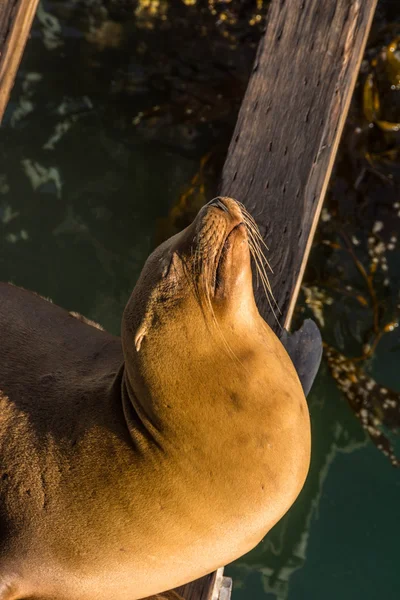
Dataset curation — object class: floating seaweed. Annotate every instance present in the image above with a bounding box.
[302,199,400,465]
[325,345,400,467]
[297,23,400,465]
[363,36,400,132]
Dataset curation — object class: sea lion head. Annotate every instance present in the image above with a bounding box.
[122,196,261,373]
[122,195,305,420]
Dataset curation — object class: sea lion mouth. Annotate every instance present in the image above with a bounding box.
[172,197,272,310]
[214,222,246,294]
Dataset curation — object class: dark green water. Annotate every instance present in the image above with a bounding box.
[1,1,399,598]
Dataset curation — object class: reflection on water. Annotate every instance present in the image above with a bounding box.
[0,1,399,599]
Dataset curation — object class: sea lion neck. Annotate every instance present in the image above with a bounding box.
[119,364,164,453]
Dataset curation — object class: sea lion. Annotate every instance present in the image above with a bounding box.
[0,197,320,600]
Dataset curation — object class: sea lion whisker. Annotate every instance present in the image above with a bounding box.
[197,258,246,369]
[182,254,203,310]
[246,228,273,275]
[250,243,279,308]
[255,259,274,297]
[248,239,272,295]
[192,236,200,279]
[246,236,276,309]
[239,211,273,275]
[250,245,274,297]
[236,201,270,252]
[220,200,281,322]
[193,246,199,278]
[243,218,271,260]
[257,270,282,328]
[246,237,282,328]
[237,210,279,311]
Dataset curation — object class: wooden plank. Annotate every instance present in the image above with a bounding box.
[0,0,40,122]
[174,571,218,600]
[219,0,378,333]
[173,567,231,600]
[172,0,377,597]
[217,577,233,600]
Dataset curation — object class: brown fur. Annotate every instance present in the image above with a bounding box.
[68,311,104,331]
[0,198,310,600]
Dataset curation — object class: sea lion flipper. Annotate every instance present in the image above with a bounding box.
[280,319,322,397]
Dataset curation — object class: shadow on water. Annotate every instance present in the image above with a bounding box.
[0,1,399,598]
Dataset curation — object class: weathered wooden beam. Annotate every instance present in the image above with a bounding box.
[175,0,377,598]
[174,568,232,600]
[174,570,217,600]
[0,0,40,122]
[220,0,378,333]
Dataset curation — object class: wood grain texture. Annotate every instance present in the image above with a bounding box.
[218,577,232,600]
[174,570,218,600]
[219,0,378,333]
[0,0,40,122]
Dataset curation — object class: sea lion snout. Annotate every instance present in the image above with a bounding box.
[203,196,245,231]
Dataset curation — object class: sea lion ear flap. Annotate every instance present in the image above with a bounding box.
[280,319,322,397]
[134,314,152,352]
[134,326,146,352]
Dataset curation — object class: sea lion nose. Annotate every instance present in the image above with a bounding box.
[207,197,230,213]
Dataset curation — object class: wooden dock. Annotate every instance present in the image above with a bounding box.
[0,0,378,598]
